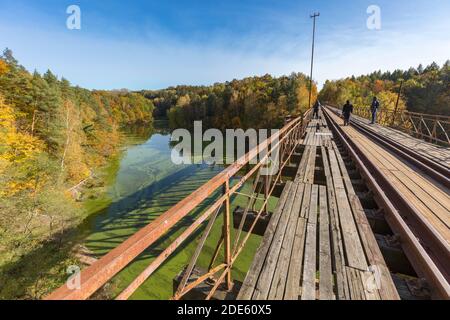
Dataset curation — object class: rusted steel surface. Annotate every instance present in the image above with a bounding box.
[171,204,223,300]
[46,111,312,300]
[115,203,223,300]
[175,112,311,300]
[174,264,227,300]
[203,125,306,299]
[223,180,232,290]
[324,107,450,299]
[206,266,231,300]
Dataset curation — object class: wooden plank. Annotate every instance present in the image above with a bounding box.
[318,185,334,300]
[328,149,368,271]
[360,270,381,300]
[350,268,381,300]
[284,184,309,299]
[333,142,400,300]
[285,217,307,300]
[382,169,450,243]
[392,170,450,227]
[323,111,399,300]
[299,184,312,219]
[268,184,305,299]
[353,136,450,242]
[346,267,379,300]
[321,146,350,300]
[334,185,368,270]
[252,184,299,299]
[351,114,450,167]
[356,128,450,204]
[328,148,345,189]
[345,121,449,202]
[295,146,311,182]
[301,185,319,300]
[345,267,356,300]
[304,129,312,146]
[303,146,317,184]
[308,184,319,223]
[395,169,450,213]
[346,267,364,300]
[238,182,293,300]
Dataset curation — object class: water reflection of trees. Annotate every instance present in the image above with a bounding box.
[121,123,154,137]
[120,120,172,144]
[153,120,172,135]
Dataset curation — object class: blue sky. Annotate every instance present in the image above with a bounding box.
[0,0,449,90]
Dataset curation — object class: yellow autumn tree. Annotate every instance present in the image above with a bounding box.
[296,83,308,113]
[60,100,91,183]
[378,90,407,112]
[0,59,9,75]
[0,95,45,195]
[297,81,318,114]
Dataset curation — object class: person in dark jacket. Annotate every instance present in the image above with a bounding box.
[342,100,353,126]
[370,97,380,124]
[313,100,320,119]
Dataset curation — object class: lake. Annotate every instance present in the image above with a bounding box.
[81,121,267,300]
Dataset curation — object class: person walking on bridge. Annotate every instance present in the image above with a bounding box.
[370,97,380,124]
[342,100,353,126]
[313,100,320,119]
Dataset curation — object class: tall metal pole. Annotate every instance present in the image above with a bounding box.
[308,12,320,110]
[392,80,404,126]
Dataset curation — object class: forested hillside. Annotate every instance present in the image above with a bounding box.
[143,73,317,130]
[0,49,317,298]
[0,49,154,272]
[3,43,446,299]
[319,61,450,115]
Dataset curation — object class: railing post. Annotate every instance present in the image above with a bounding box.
[264,174,269,214]
[280,130,286,184]
[392,80,403,126]
[223,179,232,291]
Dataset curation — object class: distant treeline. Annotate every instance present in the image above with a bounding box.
[142,73,318,130]
[319,61,450,115]
[0,48,154,274]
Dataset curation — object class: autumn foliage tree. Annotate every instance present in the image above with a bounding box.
[0,59,9,75]
[0,96,45,195]
[0,49,155,277]
[144,73,317,130]
[319,61,449,115]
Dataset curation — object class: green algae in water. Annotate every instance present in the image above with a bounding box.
[83,124,278,300]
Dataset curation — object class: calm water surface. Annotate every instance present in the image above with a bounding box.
[82,122,264,299]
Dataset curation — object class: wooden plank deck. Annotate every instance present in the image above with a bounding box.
[349,112,450,168]
[327,111,450,246]
[237,113,399,300]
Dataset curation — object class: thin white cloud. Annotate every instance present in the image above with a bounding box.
[316,26,450,85]
[0,11,448,90]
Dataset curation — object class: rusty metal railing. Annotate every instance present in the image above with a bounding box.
[351,105,450,146]
[46,110,312,300]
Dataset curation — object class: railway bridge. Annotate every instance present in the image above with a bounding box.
[47,105,450,300]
